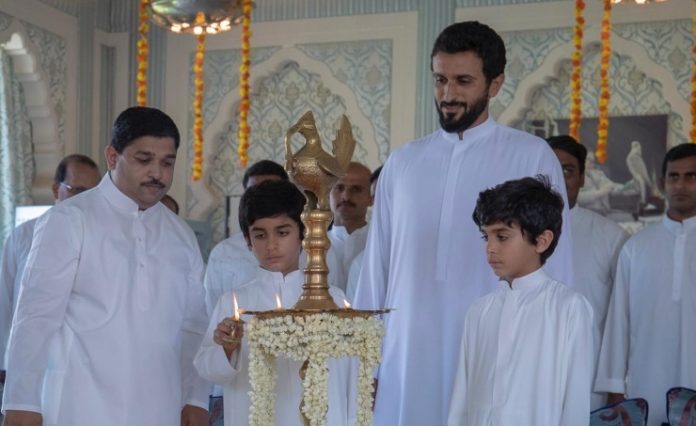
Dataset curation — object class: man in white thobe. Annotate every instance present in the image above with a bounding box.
[1,107,209,426]
[0,155,100,389]
[353,22,574,426]
[596,143,696,426]
[328,161,373,294]
[203,159,289,313]
[548,135,628,409]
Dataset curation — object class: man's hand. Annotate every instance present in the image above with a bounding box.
[180,405,208,426]
[3,410,42,426]
[213,317,244,360]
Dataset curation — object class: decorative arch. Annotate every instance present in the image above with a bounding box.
[1,22,62,203]
[187,46,380,230]
[498,29,690,149]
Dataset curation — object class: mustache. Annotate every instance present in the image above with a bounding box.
[337,201,356,208]
[142,179,165,188]
[440,101,467,109]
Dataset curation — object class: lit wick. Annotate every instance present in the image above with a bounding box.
[233,292,240,321]
[343,299,352,309]
[275,293,283,310]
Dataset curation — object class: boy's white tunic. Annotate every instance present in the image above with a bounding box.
[1,174,210,425]
[354,118,574,426]
[194,268,355,426]
[596,215,696,426]
[570,206,628,409]
[447,269,593,426]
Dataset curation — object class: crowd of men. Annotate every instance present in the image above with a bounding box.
[0,19,693,426]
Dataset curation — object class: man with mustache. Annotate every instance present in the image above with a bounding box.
[353,21,573,426]
[328,161,373,294]
[596,143,696,426]
[2,107,210,426]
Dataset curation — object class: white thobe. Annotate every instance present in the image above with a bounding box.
[596,215,696,426]
[194,268,355,426]
[447,268,593,426]
[1,174,210,425]
[204,233,337,315]
[327,225,368,293]
[0,218,36,370]
[354,117,574,426]
[204,232,257,314]
[570,206,628,409]
[345,251,364,303]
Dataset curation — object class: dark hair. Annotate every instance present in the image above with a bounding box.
[662,143,696,178]
[54,154,99,184]
[546,135,588,174]
[239,180,306,240]
[472,175,563,264]
[110,106,180,153]
[242,160,289,189]
[370,165,383,185]
[431,21,506,83]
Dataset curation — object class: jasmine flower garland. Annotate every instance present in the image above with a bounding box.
[247,313,384,426]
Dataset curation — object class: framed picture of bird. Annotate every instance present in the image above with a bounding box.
[553,114,668,233]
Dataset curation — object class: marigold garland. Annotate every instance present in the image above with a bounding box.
[690,0,696,143]
[569,0,585,141]
[136,0,149,106]
[597,0,612,164]
[237,0,253,167]
[192,33,206,181]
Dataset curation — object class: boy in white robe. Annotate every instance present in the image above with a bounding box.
[448,176,593,426]
[194,180,354,426]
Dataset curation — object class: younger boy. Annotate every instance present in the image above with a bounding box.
[447,176,593,426]
[194,180,354,426]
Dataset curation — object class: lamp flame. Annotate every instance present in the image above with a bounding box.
[275,293,283,310]
[343,299,352,309]
[233,292,240,321]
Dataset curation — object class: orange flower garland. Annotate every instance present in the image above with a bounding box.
[597,0,612,164]
[569,0,585,141]
[691,0,696,143]
[136,0,149,106]
[192,33,206,181]
[237,0,253,167]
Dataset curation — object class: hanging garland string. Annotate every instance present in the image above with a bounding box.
[569,0,585,141]
[136,0,149,106]
[597,0,612,163]
[192,32,206,181]
[238,0,253,167]
[691,0,696,143]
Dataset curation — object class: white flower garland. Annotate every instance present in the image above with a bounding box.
[247,313,384,426]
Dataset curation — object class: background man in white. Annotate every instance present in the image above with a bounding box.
[547,135,628,409]
[0,154,100,403]
[328,161,373,293]
[2,107,209,426]
[203,159,289,313]
[353,21,573,426]
[346,165,382,301]
[596,143,696,425]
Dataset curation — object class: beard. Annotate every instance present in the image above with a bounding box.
[436,93,489,134]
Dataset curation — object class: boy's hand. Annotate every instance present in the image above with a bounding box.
[213,317,244,360]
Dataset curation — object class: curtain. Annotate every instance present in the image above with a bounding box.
[0,48,33,253]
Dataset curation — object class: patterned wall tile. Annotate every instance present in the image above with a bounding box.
[20,20,66,146]
[0,12,12,32]
[296,39,392,162]
[199,61,368,244]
